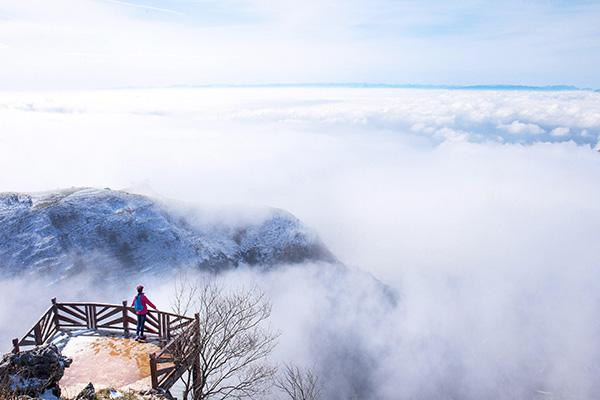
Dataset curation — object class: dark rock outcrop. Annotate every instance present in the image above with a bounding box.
[0,344,72,399]
[86,384,171,400]
[74,383,95,400]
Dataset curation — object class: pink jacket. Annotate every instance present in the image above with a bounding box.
[131,293,157,315]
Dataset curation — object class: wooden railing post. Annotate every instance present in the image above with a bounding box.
[122,300,130,337]
[86,305,97,329]
[51,298,60,331]
[85,305,91,329]
[12,338,20,354]
[149,353,159,389]
[156,311,162,339]
[33,324,42,346]
[192,312,202,399]
[165,314,171,341]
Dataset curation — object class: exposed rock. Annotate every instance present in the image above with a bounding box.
[74,383,95,400]
[0,344,72,399]
[95,387,171,400]
[0,188,336,278]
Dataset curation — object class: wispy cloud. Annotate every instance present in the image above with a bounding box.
[1,1,599,90]
[96,0,183,15]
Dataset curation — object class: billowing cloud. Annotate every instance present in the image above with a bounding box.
[497,120,545,135]
[1,88,600,399]
[551,126,571,137]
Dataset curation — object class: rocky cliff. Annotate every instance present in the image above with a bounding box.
[0,188,335,278]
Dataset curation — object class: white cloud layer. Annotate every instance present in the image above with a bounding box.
[1,88,600,398]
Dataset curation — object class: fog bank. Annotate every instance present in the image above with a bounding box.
[1,88,600,398]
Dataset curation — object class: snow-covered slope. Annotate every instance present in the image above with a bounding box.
[0,188,335,277]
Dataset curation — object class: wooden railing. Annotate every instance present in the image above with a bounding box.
[11,299,199,392]
[150,314,200,390]
[12,302,59,350]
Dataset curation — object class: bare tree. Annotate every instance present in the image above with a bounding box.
[172,275,278,400]
[275,364,321,400]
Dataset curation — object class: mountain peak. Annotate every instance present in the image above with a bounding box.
[0,188,335,278]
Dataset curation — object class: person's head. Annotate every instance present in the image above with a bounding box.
[137,284,144,293]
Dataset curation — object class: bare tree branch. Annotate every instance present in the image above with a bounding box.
[172,276,279,400]
[275,364,322,400]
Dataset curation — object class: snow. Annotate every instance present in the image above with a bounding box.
[9,375,46,391]
[109,389,124,399]
[40,389,60,400]
[0,188,334,277]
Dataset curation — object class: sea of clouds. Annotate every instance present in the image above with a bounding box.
[1,88,600,399]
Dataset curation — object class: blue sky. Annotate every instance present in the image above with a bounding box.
[1,0,599,89]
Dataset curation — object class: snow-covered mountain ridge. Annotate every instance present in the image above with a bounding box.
[0,188,335,277]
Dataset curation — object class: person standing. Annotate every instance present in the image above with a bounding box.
[131,284,157,341]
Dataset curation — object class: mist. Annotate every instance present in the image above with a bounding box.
[1,88,600,399]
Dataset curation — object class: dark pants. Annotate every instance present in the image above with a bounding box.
[136,313,147,337]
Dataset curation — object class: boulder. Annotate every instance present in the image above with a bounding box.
[74,383,95,400]
[0,344,72,399]
[95,387,172,400]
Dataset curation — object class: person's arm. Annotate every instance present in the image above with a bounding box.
[144,295,157,310]
[131,297,136,307]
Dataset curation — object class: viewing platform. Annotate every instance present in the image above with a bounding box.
[10,299,200,397]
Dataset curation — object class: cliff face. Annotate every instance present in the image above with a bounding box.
[0,188,335,278]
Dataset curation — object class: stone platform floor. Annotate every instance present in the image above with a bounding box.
[56,331,162,398]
